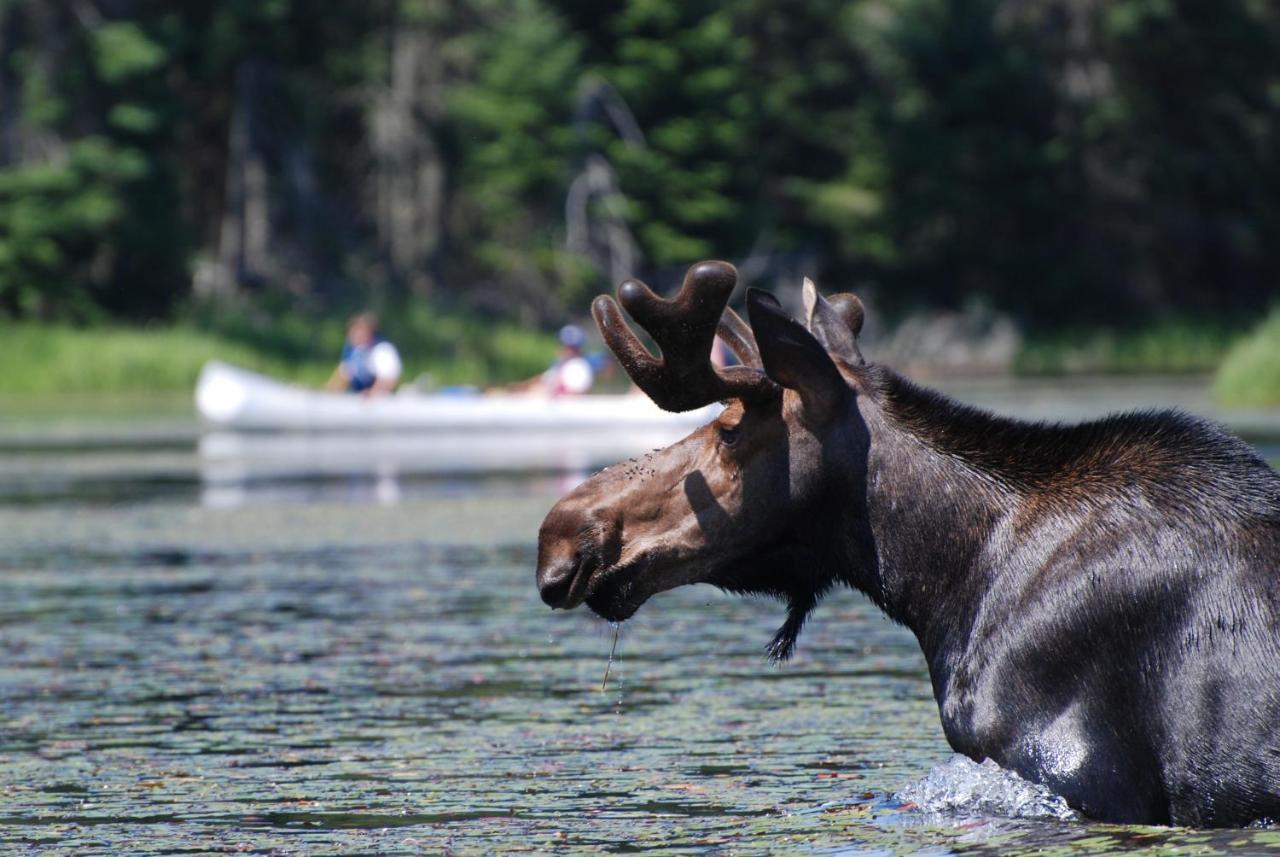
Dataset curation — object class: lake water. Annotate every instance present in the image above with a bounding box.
[3,383,1280,854]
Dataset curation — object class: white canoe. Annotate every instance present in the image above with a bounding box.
[195,360,720,433]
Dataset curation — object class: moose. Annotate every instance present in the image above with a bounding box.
[535,261,1280,827]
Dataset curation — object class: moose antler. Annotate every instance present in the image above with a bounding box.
[591,261,777,412]
[714,304,763,369]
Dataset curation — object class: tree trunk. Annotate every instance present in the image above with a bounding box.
[201,59,270,298]
[371,25,445,297]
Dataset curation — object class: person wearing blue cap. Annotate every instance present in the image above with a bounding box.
[501,323,596,396]
[543,324,595,395]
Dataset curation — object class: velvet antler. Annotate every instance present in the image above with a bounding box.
[591,261,777,412]
[714,304,763,370]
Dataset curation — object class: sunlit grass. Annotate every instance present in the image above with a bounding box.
[0,310,558,395]
[0,323,319,394]
[1214,306,1280,407]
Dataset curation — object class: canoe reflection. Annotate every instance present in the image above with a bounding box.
[197,427,701,508]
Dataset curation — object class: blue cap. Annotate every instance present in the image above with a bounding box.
[558,324,586,349]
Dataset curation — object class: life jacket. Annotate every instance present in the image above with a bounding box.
[341,338,385,392]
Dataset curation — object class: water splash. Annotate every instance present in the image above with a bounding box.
[896,755,1077,822]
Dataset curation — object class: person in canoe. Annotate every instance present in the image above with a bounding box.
[327,312,403,395]
[501,324,596,396]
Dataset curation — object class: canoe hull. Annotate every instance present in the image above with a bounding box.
[195,360,719,433]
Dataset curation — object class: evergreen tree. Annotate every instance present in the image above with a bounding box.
[448,0,587,319]
[601,0,762,268]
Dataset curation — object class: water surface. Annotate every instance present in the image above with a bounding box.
[3,391,1280,854]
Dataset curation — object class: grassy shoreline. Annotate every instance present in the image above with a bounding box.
[0,324,327,395]
[1014,319,1239,376]
[1015,314,1280,409]
[0,316,557,396]
[2,312,1276,406]
[1214,306,1280,407]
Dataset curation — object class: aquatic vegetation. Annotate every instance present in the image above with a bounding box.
[4,425,1280,851]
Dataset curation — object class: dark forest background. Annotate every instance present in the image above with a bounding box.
[2,0,1278,339]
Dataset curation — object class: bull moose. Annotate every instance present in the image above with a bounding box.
[535,261,1280,827]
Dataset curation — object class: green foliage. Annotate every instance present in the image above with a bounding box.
[2,0,1279,377]
[451,1,581,201]
[0,137,148,318]
[817,0,1099,319]
[1214,307,1280,407]
[1092,0,1280,314]
[736,0,872,247]
[1016,319,1240,375]
[91,21,166,83]
[1,6,189,320]
[448,0,588,311]
[604,1,760,266]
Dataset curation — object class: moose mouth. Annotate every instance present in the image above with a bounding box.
[583,564,648,622]
[556,555,653,623]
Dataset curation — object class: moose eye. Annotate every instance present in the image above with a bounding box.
[718,425,741,447]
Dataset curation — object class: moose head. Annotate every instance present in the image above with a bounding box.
[535,260,877,660]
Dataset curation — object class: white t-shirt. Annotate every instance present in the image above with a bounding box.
[543,356,593,395]
[370,341,403,382]
[558,356,593,394]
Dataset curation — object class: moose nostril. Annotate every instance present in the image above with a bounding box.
[538,559,579,608]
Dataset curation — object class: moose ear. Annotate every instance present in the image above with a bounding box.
[802,278,865,366]
[747,289,849,416]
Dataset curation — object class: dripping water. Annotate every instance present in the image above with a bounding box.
[601,621,621,693]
